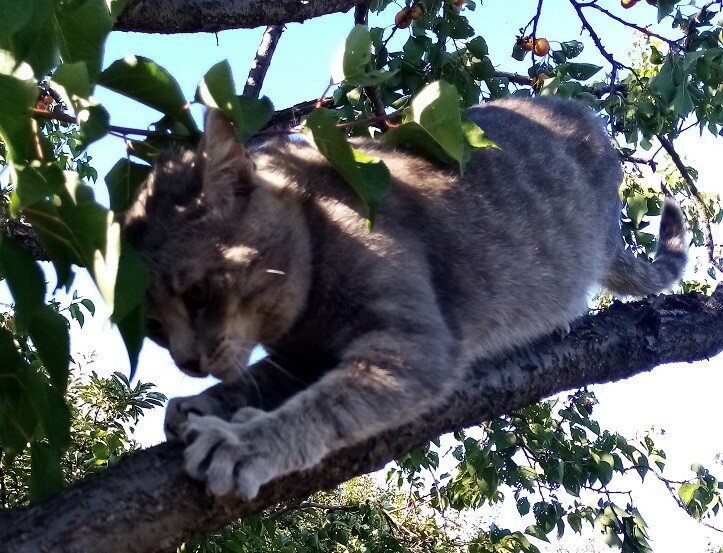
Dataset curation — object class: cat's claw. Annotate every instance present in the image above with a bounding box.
[181,413,279,499]
[165,394,223,441]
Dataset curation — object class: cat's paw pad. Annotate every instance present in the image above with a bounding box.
[181,414,279,499]
[165,394,221,442]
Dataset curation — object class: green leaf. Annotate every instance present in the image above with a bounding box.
[117,303,146,379]
[51,63,110,149]
[568,513,583,534]
[466,36,489,59]
[0,0,58,77]
[679,483,700,506]
[0,72,39,164]
[658,0,678,22]
[0,0,32,36]
[90,213,121,313]
[560,40,584,59]
[461,116,497,149]
[649,58,676,104]
[381,121,456,165]
[301,108,391,224]
[100,55,198,134]
[0,235,46,331]
[512,42,528,62]
[525,525,550,543]
[51,62,92,102]
[0,387,37,458]
[80,298,96,315]
[383,81,493,172]
[109,0,133,19]
[53,0,114,78]
[105,158,151,213]
[76,104,110,150]
[23,202,82,287]
[627,194,649,227]
[517,497,530,516]
[333,25,396,87]
[413,81,468,167]
[673,85,695,116]
[197,60,274,142]
[564,63,603,81]
[340,24,372,82]
[28,306,70,393]
[20,366,71,452]
[112,241,149,323]
[30,440,64,501]
[9,162,66,217]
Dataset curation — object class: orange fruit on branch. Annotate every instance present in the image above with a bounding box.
[533,38,550,56]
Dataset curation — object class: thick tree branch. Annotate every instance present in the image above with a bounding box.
[2,287,722,552]
[115,0,365,34]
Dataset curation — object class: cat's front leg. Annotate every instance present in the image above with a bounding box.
[164,356,307,440]
[181,326,458,499]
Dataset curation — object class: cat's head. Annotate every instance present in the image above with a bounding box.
[121,110,311,381]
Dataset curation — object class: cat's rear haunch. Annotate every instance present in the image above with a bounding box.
[122,97,687,499]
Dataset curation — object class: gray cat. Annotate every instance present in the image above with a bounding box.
[122,96,687,499]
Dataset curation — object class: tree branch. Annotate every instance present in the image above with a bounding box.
[115,0,365,34]
[1,216,49,262]
[2,287,723,552]
[243,25,285,99]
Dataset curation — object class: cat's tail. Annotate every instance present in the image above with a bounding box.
[603,197,688,296]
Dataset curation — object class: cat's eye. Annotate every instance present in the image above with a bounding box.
[183,280,209,310]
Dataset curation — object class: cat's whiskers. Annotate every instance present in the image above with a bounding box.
[253,345,305,385]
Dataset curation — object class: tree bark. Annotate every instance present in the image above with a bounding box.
[243,25,285,99]
[115,0,365,34]
[1,286,722,552]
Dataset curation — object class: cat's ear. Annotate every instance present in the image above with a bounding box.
[198,109,256,202]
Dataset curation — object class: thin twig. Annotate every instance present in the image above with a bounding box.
[530,0,545,67]
[243,25,285,99]
[335,109,403,129]
[623,155,658,172]
[577,1,679,49]
[354,1,389,126]
[495,71,534,87]
[650,467,723,534]
[31,108,190,139]
[568,0,634,72]
[657,133,723,273]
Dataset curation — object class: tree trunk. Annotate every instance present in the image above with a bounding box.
[115,0,365,34]
[1,287,722,552]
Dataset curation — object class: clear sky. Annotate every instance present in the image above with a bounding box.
[11,1,723,551]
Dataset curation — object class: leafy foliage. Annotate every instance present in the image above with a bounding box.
[0,319,165,507]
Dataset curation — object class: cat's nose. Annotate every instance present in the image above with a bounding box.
[179,359,204,377]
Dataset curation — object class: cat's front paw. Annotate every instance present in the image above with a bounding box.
[165,394,223,441]
[181,413,280,499]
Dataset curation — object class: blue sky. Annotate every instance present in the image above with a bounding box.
[27,1,723,551]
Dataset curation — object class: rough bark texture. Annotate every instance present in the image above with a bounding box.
[243,25,285,99]
[1,217,49,261]
[1,287,722,552]
[115,0,364,33]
